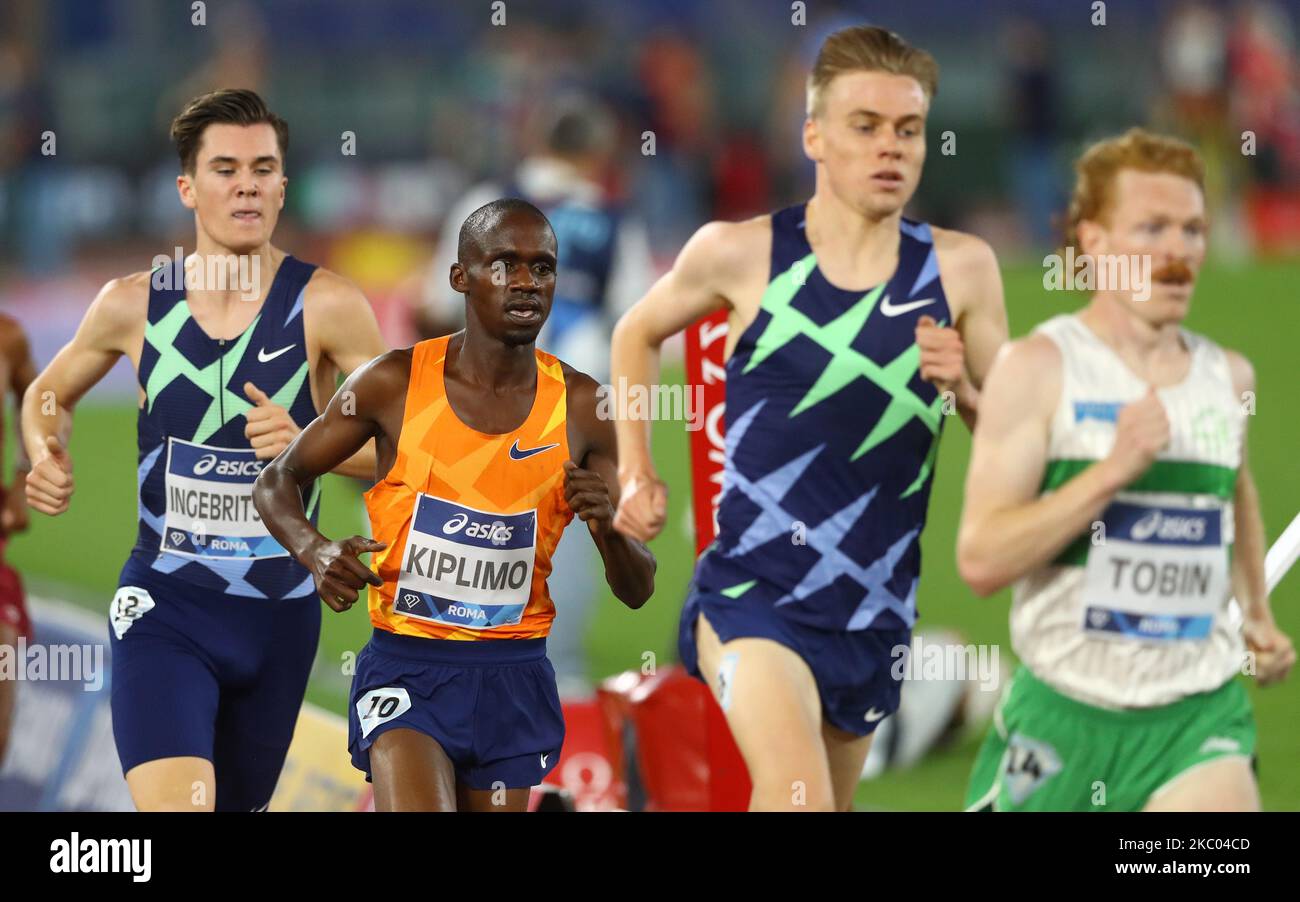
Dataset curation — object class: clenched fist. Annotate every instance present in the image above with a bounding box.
[245,381,300,461]
[915,315,966,397]
[612,467,668,543]
[1105,387,1171,488]
[26,435,74,516]
[305,535,386,612]
[1244,614,1296,687]
[564,460,616,538]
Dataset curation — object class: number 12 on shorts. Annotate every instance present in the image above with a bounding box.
[356,688,412,738]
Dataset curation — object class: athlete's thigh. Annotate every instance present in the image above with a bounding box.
[126,757,216,811]
[370,727,459,812]
[695,611,832,806]
[109,603,222,806]
[1143,756,1260,812]
[456,783,532,812]
[821,720,872,812]
[210,599,320,810]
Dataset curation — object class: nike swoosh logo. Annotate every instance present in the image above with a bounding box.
[878,295,936,317]
[864,707,887,723]
[258,344,296,363]
[540,753,550,768]
[509,440,560,461]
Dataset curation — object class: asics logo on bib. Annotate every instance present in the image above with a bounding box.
[193,454,263,478]
[441,512,513,545]
[393,495,537,630]
[161,439,289,560]
[1130,510,1207,542]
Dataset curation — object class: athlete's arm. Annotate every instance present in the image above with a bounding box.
[23,274,146,516]
[246,269,385,480]
[609,218,760,542]
[930,229,1009,431]
[956,335,1170,595]
[565,370,655,608]
[1,318,37,532]
[1225,350,1294,686]
[253,352,407,612]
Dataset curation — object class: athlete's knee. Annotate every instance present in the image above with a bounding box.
[749,773,837,812]
[126,758,216,812]
[1144,757,1260,812]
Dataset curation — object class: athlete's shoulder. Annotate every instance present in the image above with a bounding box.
[301,265,371,315]
[556,359,600,405]
[929,226,1000,279]
[986,331,1063,404]
[679,215,772,273]
[354,346,414,384]
[1219,346,1256,395]
[87,271,151,334]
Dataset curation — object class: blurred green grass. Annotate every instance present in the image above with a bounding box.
[8,260,1298,810]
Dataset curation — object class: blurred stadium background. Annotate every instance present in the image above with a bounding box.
[0,0,1297,810]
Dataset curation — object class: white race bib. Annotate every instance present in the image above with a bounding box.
[162,438,288,560]
[1081,500,1228,642]
[392,494,537,630]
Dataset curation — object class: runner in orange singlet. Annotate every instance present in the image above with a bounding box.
[254,199,656,811]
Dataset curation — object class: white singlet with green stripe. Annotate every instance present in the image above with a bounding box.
[1012,313,1245,709]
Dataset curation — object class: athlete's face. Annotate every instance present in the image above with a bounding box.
[177,123,286,254]
[803,71,929,218]
[1078,169,1207,326]
[452,212,557,347]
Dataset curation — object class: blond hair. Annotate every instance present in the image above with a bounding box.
[806,26,939,118]
[1064,128,1206,253]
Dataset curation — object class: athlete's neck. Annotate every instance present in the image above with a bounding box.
[1079,294,1188,375]
[451,328,536,393]
[185,239,283,308]
[803,191,902,284]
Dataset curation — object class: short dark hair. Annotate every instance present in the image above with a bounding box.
[170,89,289,173]
[457,198,553,262]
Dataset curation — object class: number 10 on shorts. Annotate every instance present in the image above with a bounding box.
[356,688,412,738]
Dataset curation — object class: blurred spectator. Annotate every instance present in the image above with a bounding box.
[1002,16,1063,251]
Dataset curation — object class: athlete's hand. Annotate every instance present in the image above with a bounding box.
[916,315,966,397]
[1244,613,1296,687]
[1104,387,1170,488]
[26,435,74,516]
[307,535,387,612]
[612,466,668,543]
[245,382,301,461]
[565,460,617,538]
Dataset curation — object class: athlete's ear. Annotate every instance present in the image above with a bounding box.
[1076,219,1105,259]
[176,172,197,211]
[277,175,287,210]
[449,261,468,295]
[802,116,822,164]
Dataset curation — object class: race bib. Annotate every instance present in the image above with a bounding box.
[1082,500,1228,642]
[162,439,288,560]
[393,495,537,630]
